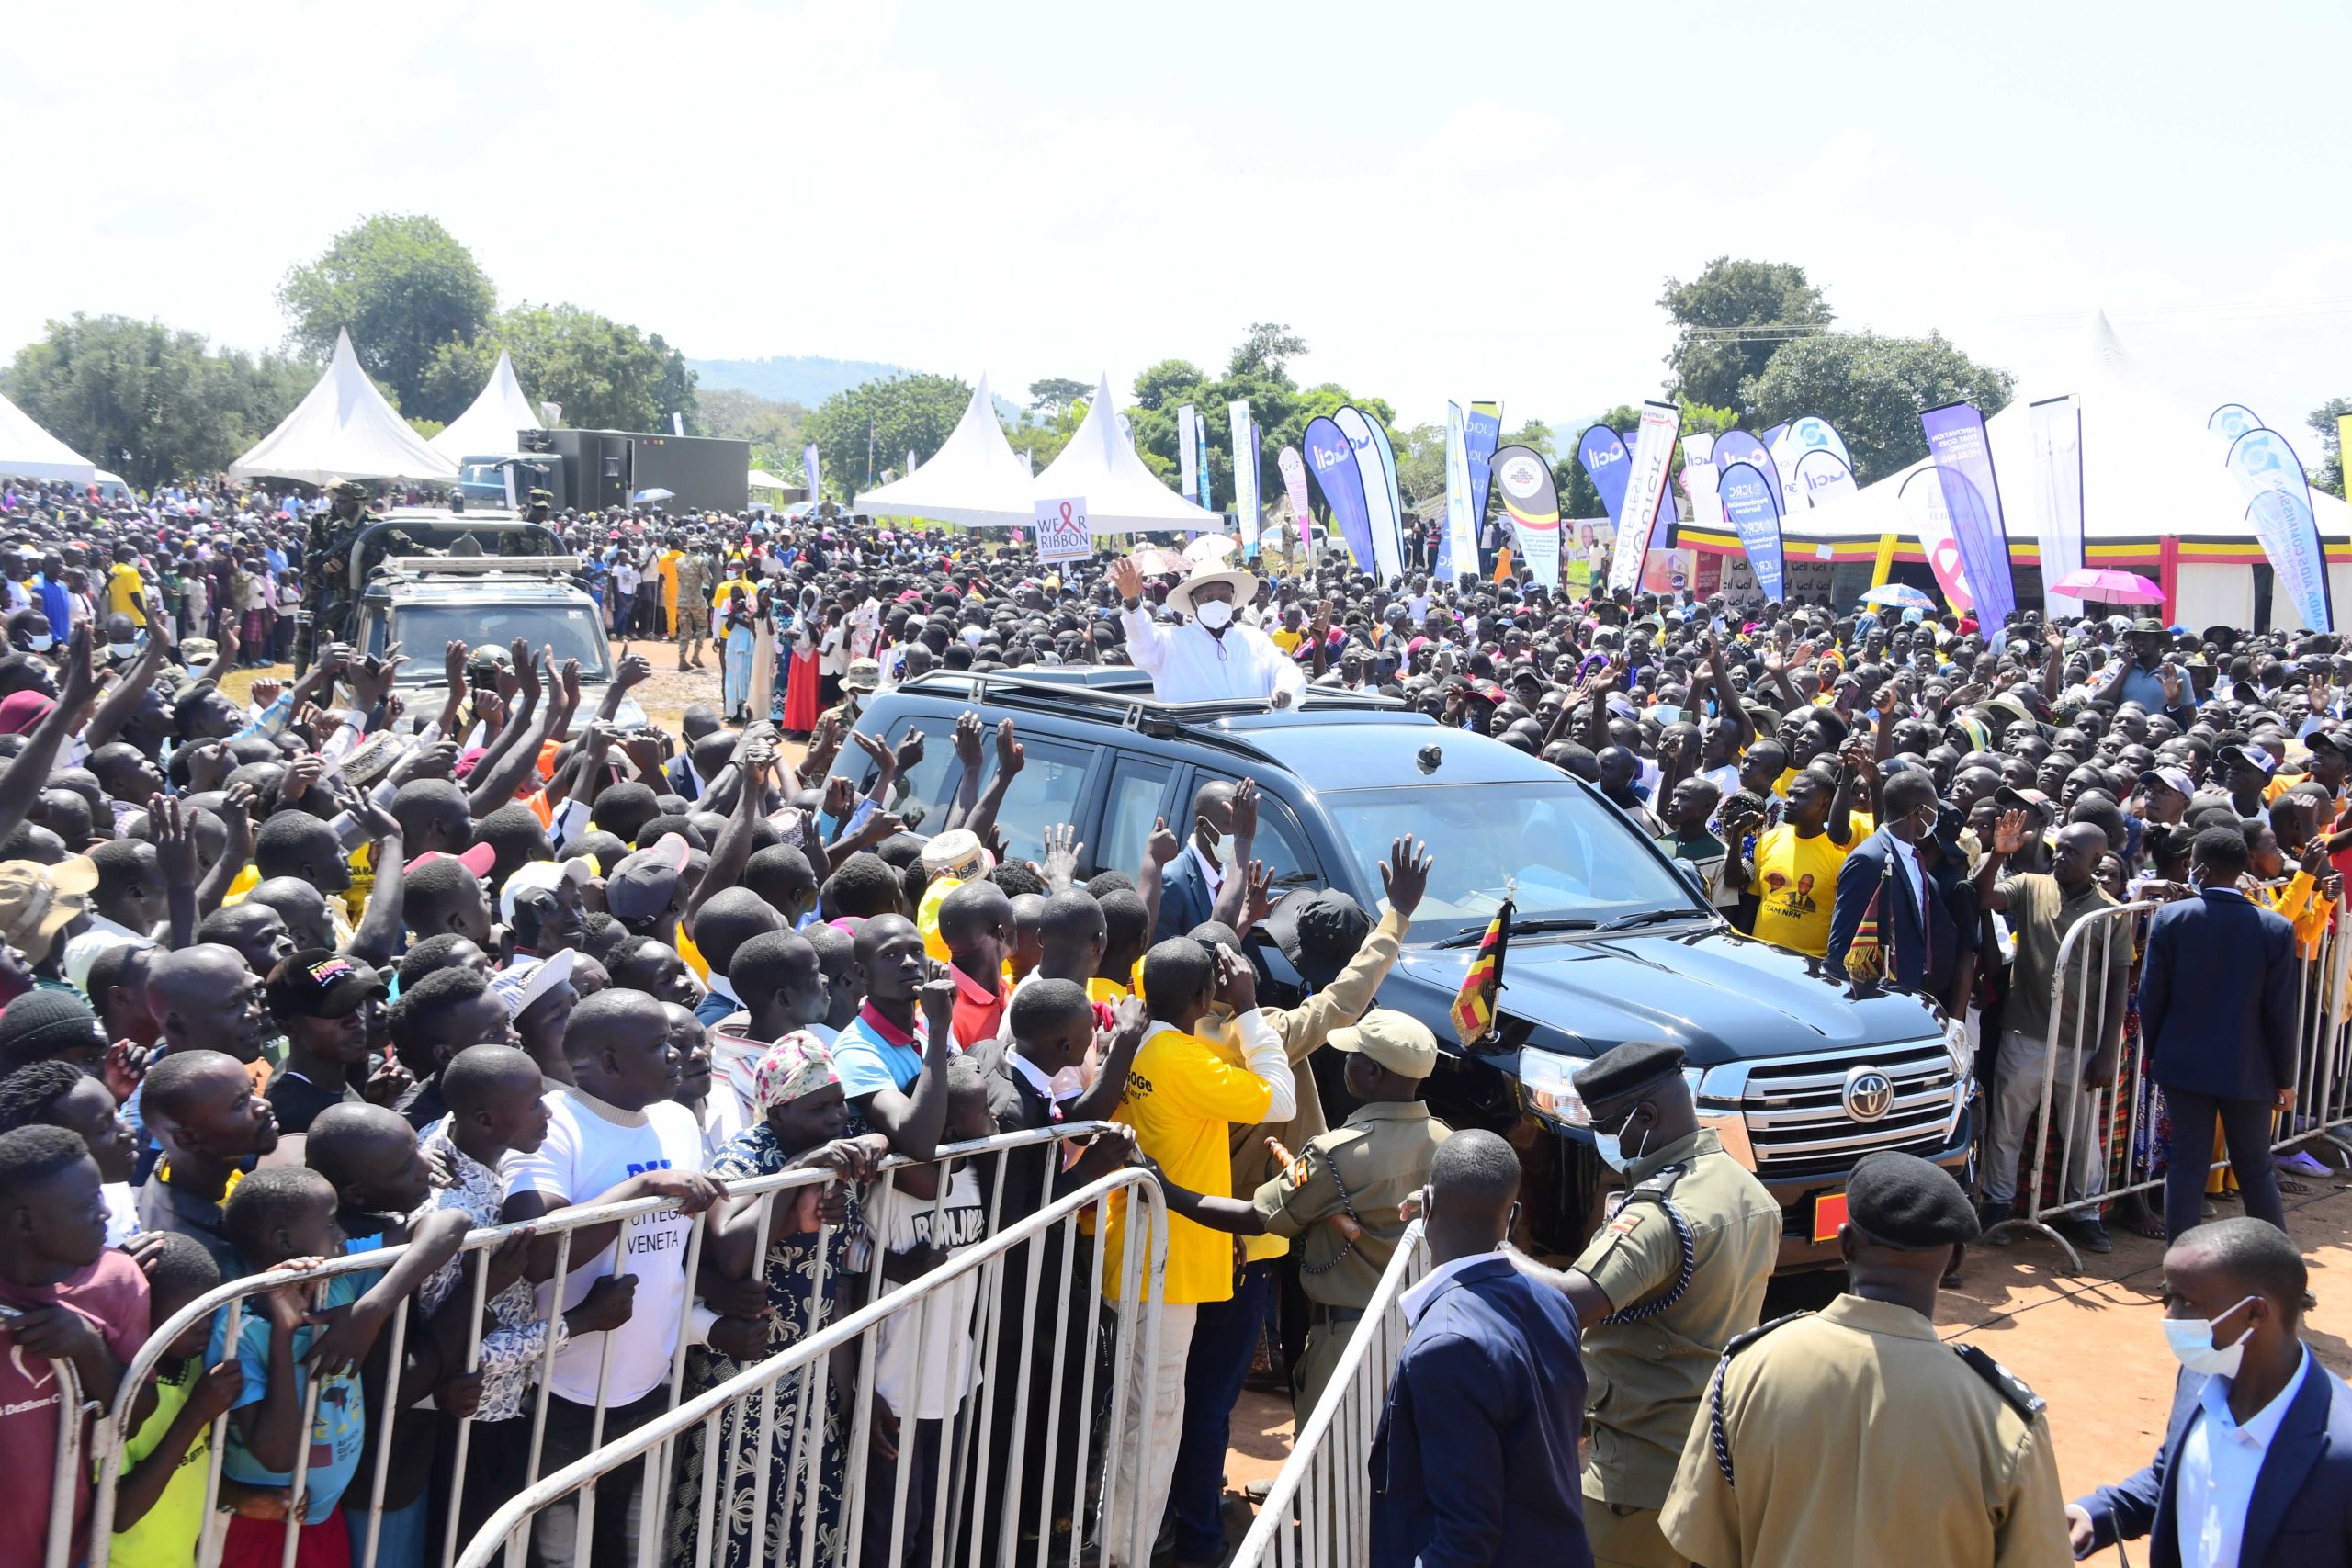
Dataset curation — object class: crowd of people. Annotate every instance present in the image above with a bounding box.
[0,468,2346,1568]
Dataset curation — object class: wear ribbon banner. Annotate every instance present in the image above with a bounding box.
[1577,424,1632,526]
[2223,426,2333,632]
[1717,460,1784,604]
[1337,405,1405,581]
[1277,445,1316,555]
[1229,400,1260,558]
[1441,402,1480,586]
[1490,444,1561,588]
[1303,415,1374,570]
[1465,400,1503,567]
[2027,395,2086,619]
[1896,468,1973,613]
[1918,401,2018,630]
[1607,401,1681,592]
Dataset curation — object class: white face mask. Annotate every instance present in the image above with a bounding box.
[2163,1295,2258,1378]
[22,634,51,653]
[1591,1115,1650,1174]
[1194,600,1235,632]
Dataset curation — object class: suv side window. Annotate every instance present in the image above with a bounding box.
[869,716,957,832]
[1096,757,1174,880]
[989,739,1098,867]
[1250,792,1322,891]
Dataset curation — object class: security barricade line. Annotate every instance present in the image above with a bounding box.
[0,1303,92,1568]
[1226,1220,1427,1568]
[78,1121,1136,1568]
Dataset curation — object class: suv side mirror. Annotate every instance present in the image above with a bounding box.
[1672,857,1712,904]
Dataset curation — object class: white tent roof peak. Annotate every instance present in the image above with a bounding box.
[854,370,1035,527]
[1031,372,1223,535]
[230,329,458,485]
[429,349,539,461]
[0,393,96,483]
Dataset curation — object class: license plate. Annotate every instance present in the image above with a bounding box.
[1811,1191,1849,1244]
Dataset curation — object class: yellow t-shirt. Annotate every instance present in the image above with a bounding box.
[1087,976,1130,1008]
[657,550,682,616]
[917,872,957,963]
[1269,627,1304,655]
[108,563,148,625]
[1746,824,1856,957]
[1102,1024,1272,1305]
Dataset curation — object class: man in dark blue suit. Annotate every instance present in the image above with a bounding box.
[1152,777,1244,945]
[2070,1218,2352,1565]
[2140,826,2301,1240]
[1826,771,1973,1012]
[1370,1129,1591,1568]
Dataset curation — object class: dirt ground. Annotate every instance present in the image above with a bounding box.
[1212,1174,2352,1562]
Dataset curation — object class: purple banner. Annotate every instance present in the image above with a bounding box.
[1464,401,1503,567]
[1303,415,1374,570]
[1717,460,1784,604]
[1918,401,2018,631]
[1577,424,1632,525]
[1711,429,1785,521]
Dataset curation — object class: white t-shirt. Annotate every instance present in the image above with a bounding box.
[503,1086,705,1405]
[868,1167,987,1420]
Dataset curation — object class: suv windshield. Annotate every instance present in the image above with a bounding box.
[380,602,613,682]
[1321,783,1701,943]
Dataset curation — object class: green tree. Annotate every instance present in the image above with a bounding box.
[277,215,495,421]
[1026,378,1089,414]
[2306,397,2350,497]
[1124,339,1395,522]
[3,314,312,488]
[1659,257,1835,415]
[1556,400,1737,521]
[421,303,698,436]
[1227,322,1307,382]
[699,387,808,472]
[1001,400,1087,473]
[804,372,973,500]
[1741,333,2014,485]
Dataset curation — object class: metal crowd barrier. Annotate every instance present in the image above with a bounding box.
[1226,1221,1428,1568]
[1985,888,2352,1270]
[0,1303,93,1568]
[77,1120,1159,1568]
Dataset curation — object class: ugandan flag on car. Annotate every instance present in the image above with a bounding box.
[1450,898,1511,1045]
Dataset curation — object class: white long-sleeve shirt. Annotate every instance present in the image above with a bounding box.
[1119,605,1308,705]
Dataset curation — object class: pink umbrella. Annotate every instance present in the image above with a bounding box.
[2049,567,2165,605]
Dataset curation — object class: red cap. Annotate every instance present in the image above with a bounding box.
[406,843,497,878]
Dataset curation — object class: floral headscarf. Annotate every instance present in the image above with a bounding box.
[752,1031,837,1111]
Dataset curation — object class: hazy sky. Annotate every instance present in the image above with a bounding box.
[10,0,2351,441]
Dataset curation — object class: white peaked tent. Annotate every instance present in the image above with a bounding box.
[854,372,1036,526]
[1781,312,2352,629]
[429,350,539,462]
[0,393,96,483]
[230,330,458,486]
[1030,374,1223,535]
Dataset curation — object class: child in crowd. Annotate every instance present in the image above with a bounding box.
[107,1232,241,1568]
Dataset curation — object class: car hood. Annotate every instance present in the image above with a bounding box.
[1393,926,1940,1066]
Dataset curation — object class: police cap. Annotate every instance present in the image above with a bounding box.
[1572,1040,1687,1116]
[1846,1151,1980,1249]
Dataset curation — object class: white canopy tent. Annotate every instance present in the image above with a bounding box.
[0,392,96,483]
[854,372,1036,526]
[747,469,797,492]
[1775,313,2352,630]
[229,329,458,486]
[1030,373,1223,535]
[428,349,539,462]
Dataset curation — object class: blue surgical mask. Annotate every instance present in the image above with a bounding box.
[2163,1296,2258,1378]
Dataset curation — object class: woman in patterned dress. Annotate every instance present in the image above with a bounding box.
[663,1035,888,1568]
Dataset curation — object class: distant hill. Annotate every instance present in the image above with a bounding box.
[686,355,920,406]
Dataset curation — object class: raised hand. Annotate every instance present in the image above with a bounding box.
[1042,823,1082,892]
[1380,835,1434,919]
[1990,807,2030,856]
[1146,817,1182,866]
[918,958,957,1040]
[1230,774,1259,842]
[1108,556,1145,603]
[1240,861,1274,929]
[993,717,1023,776]
[150,794,197,890]
[443,640,469,692]
[951,711,983,771]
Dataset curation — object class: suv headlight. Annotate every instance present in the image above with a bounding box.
[1942,1016,1973,1085]
[1519,1047,1595,1124]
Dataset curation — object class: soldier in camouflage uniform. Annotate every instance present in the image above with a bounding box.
[296,479,375,675]
[673,535,714,671]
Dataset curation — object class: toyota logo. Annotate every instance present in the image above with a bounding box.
[1843,1067,1894,1123]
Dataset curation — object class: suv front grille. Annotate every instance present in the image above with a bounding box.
[1736,1042,1961,1182]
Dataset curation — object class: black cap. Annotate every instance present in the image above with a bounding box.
[0,989,104,1066]
[266,950,387,1021]
[1572,1041,1689,1115]
[1845,1151,1980,1249]
[2306,729,2352,761]
[1259,888,1372,990]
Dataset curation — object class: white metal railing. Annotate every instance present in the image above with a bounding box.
[1985,891,2352,1269]
[0,1303,93,1568]
[78,1121,1148,1568]
[1227,1221,1427,1568]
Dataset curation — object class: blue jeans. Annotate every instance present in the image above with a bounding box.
[1168,1260,1275,1562]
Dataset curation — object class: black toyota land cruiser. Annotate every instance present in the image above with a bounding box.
[848,668,1974,1271]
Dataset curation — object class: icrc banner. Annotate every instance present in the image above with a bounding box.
[1607,401,1681,592]
[2224,426,2332,632]
[1302,416,1373,570]
[1918,401,2017,629]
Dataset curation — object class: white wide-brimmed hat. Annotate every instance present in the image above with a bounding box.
[1166,560,1261,618]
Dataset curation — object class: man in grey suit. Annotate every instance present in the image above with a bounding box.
[2140,826,2302,1240]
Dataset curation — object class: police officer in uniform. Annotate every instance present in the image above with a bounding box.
[1137,1008,1452,1413]
[673,533,714,671]
[1659,1152,2072,1568]
[1521,1042,1779,1568]
[297,479,375,674]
